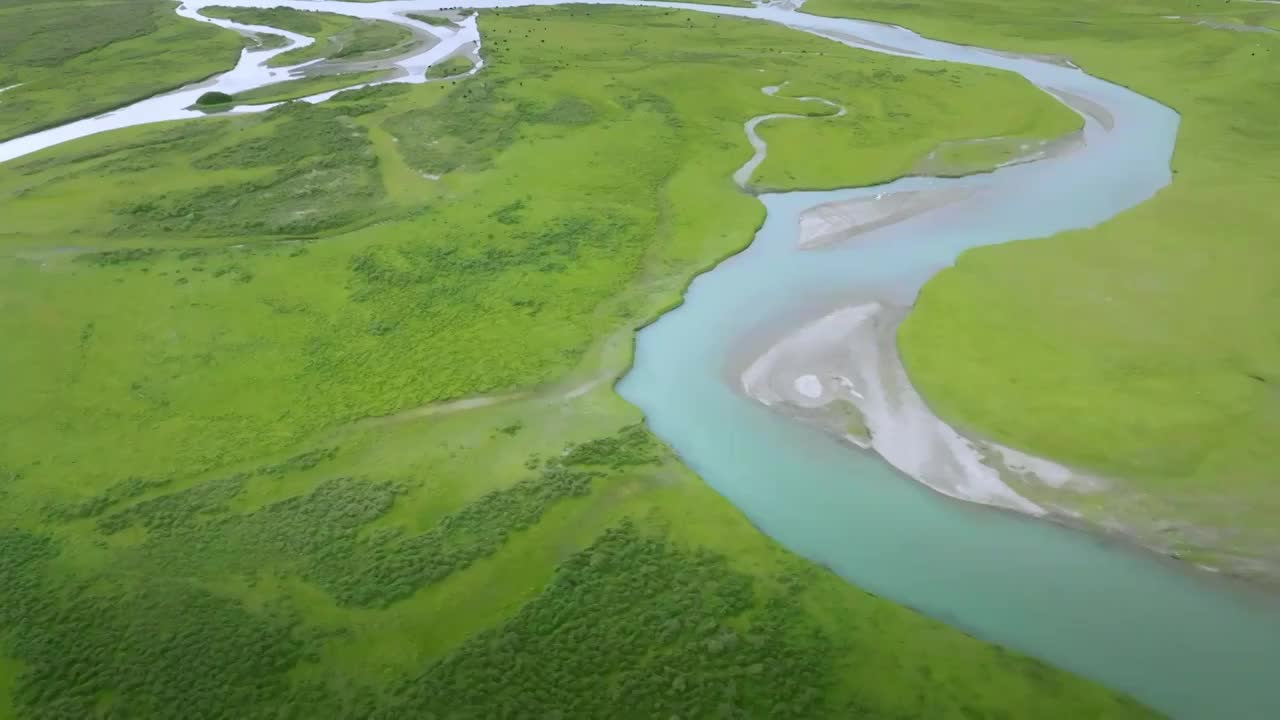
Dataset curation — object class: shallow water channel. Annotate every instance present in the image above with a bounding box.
[3,1,1279,717]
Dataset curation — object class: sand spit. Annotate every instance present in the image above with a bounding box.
[1194,19,1276,33]
[915,130,1087,176]
[739,302,1104,515]
[989,48,1077,69]
[755,0,810,12]
[1048,87,1116,131]
[802,123,1092,251]
[809,28,923,57]
[300,22,443,77]
[796,187,977,249]
[1165,14,1277,33]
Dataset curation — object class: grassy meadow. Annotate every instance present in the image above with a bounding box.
[807,0,1280,578]
[0,0,243,142]
[0,4,1146,717]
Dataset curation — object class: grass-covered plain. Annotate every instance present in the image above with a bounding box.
[0,0,243,142]
[200,5,419,67]
[408,11,462,28]
[806,0,1280,578]
[0,5,1142,717]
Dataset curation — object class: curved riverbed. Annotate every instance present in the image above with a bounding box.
[3,1,1279,717]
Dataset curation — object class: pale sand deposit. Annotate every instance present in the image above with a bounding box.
[809,28,923,57]
[989,48,1077,69]
[796,186,977,249]
[739,302,1103,515]
[913,131,1087,177]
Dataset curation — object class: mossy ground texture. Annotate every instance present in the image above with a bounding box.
[0,4,1151,718]
[807,0,1280,580]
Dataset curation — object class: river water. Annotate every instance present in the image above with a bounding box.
[2,1,1278,717]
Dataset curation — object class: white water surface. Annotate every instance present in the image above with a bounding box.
[2,2,1279,718]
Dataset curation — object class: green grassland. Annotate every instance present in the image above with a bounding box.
[806,0,1280,578]
[200,5,419,67]
[0,0,243,142]
[751,68,1078,190]
[0,5,1144,717]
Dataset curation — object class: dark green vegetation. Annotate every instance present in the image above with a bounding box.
[0,423,1152,719]
[425,54,474,79]
[200,5,419,67]
[196,90,234,106]
[809,0,1280,580]
[0,0,242,142]
[0,5,1151,718]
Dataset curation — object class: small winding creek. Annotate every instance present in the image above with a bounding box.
[732,83,846,188]
[2,1,1279,717]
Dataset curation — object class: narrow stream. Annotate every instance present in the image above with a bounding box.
[732,83,846,188]
[2,1,1278,717]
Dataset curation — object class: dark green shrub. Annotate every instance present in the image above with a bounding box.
[195,90,233,106]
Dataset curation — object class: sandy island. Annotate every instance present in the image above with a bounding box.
[738,301,1106,516]
[797,187,978,249]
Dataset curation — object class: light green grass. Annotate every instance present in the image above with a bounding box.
[0,0,243,142]
[0,5,1150,717]
[807,0,1280,577]
[200,5,418,67]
